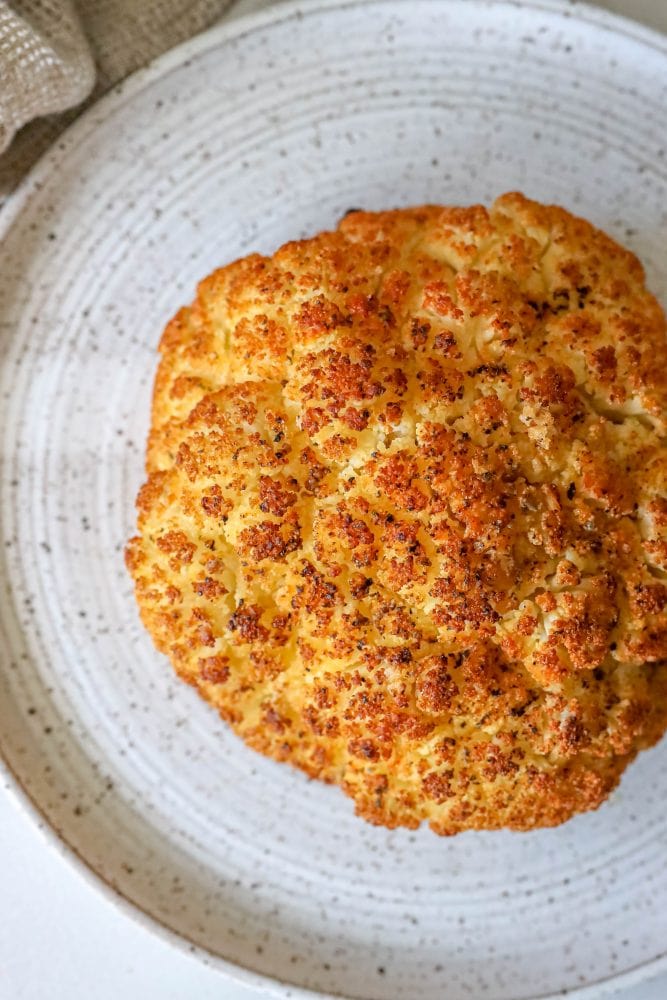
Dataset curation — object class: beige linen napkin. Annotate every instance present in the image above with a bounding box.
[0,0,274,199]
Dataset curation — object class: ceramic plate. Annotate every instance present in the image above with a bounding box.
[1,1,666,997]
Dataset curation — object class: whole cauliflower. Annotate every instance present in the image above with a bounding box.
[127,193,667,834]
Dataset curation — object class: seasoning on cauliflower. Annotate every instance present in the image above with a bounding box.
[127,193,667,834]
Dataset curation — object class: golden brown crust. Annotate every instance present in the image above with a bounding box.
[127,193,667,834]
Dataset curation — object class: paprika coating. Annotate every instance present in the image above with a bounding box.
[126,193,667,834]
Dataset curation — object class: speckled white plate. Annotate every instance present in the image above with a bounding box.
[1,1,667,997]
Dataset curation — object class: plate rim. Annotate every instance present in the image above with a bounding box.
[1,1,666,997]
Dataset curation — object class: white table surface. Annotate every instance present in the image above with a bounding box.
[2,1,667,998]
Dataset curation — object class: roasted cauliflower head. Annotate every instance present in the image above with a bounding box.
[126,193,667,834]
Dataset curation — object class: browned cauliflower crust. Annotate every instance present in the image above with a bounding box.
[126,193,667,834]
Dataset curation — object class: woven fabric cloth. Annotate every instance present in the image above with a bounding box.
[0,1,94,151]
[0,0,273,196]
